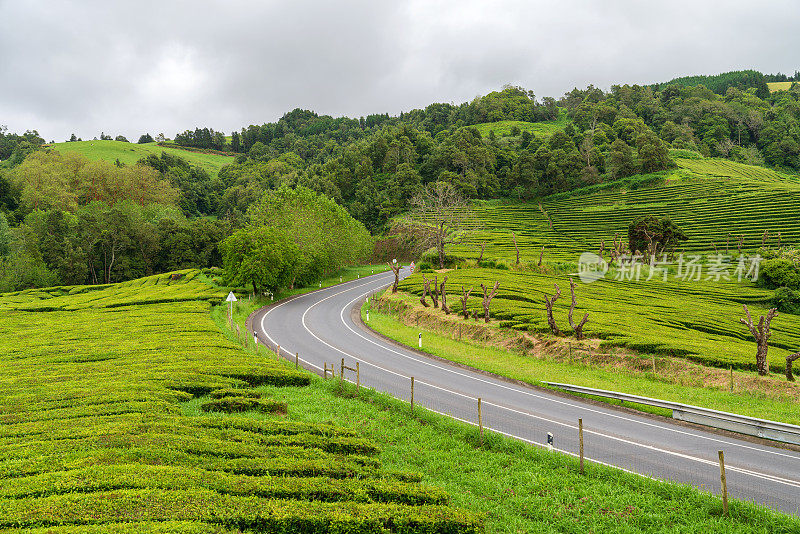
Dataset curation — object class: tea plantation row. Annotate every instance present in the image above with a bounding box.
[0,271,481,532]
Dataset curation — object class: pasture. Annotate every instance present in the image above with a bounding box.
[767,81,795,92]
[50,140,235,177]
[0,270,480,532]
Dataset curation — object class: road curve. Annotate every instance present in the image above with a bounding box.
[250,269,800,515]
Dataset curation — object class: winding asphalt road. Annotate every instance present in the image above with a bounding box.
[250,269,800,515]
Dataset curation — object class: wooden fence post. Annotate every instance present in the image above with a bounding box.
[356,362,360,391]
[295,352,299,369]
[411,377,415,413]
[340,357,344,383]
[652,355,656,374]
[719,450,728,516]
[478,397,483,446]
[729,366,734,392]
[579,418,584,474]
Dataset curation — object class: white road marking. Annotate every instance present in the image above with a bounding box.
[256,272,800,491]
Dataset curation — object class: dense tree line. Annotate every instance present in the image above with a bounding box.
[0,150,231,291]
[3,71,800,291]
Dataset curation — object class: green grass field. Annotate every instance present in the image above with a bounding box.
[49,140,236,177]
[470,109,571,142]
[0,270,480,532]
[768,81,795,93]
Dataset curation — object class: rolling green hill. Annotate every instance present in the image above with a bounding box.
[49,140,235,177]
[414,157,800,375]
[470,109,570,141]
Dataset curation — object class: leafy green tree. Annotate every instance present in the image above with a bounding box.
[636,130,672,173]
[137,133,154,144]
[608,139,637,179]
[627,215,688,256]
[221,226,297,294]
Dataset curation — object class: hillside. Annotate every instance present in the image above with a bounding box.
[768,81,795,92]
[0,271,479,532]
[452,157,800,264]
[50,140,235,177]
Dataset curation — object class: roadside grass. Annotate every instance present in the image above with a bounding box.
[197,313,800,533]
[364,292,800,426]
[49,140,235,177]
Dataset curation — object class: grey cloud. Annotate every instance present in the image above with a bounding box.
[1,0,798,142]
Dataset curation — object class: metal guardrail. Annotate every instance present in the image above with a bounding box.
[544,381,800,446]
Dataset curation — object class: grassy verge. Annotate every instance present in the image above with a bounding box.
[206,305,800,531]
[361,295,800,426]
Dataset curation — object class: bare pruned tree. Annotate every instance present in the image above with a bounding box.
[786,351,800,382]
[538,245,545,267]
[440,276,450,314]
[388,261,400,293]
[544,284,562,336]
[460,285,473,319]
[480,282,500,323]
[512,232,520,265]
[420,274,432,307]
[397,181,473,269]
[568,278,589,340]
[608,234,628,267]
[740,304,777,376]
[431,274,439,308]
[477,242,485,263]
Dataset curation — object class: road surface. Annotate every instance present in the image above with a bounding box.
[250,269,800,515]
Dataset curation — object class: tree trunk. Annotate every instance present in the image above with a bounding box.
[568,278,589,340]
[544,284,562,336]
[478,243,485,263]
[512,232,520,265]
[740,305,777,376]
[438,221,446,269]
[538,246,545,267]
[787,352,800,382]
[420,275,431,307]
[388,262,400,293]
[431,275,439,308]
[461,285,473,319]
[480,282,499,323]
[252,278,259,296]
[440,277,449,314]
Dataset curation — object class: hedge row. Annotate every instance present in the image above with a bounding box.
[0,489,483,533]
[199,397,287,414]
[0,465,448,505]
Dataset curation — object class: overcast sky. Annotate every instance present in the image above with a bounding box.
[1,0,798,142]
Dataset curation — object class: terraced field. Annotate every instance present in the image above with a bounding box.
[0,271,480,532]
[50,140,235,177]
[675,157,800,184]
[399,268,800,373]
[451,169,800,264]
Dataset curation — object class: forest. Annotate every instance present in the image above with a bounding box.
[1,69,799,291]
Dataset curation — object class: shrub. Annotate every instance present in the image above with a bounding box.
[771,287,800,314]
[200,397,287,415]
[759,258,800,290]
[208,388,261,399]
